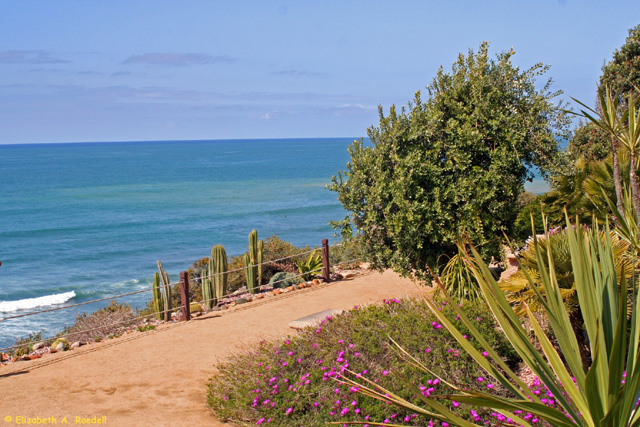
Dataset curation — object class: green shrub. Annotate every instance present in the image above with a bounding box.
[190,302,204,313]
[294,251,323,281]
[330,237,366,269]
[206,297,518,426]
[268,272,302,289]
[512,195,545,244]
[12,331,45,357]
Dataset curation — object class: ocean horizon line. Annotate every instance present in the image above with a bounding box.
[0,136,365,147]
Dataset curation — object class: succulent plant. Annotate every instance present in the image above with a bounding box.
[151,272,163,321]
[244,230,263,293]
[157,260,173,321]
[211,244,228,302]
[257,239,264,286]
[268,272,302,289]
[201,258,214,309]
[243,253,256,293]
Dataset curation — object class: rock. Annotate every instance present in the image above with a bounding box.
[1,353,9,362]
[229,301,237,307]
[255,293,264,299]
[298,283,306,289]
[272,289,282,295]
[236,298,248,304]
[21,355,31,361]
[286,286,294,292]
[51,338,70,352]
[342,272,356,279]
[29,354,41,360]
[312,279,320,286]
[70,341,81,350]
[32,342,45,351]
[232,286,247,295]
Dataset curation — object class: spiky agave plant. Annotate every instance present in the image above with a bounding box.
[337,215,640,427]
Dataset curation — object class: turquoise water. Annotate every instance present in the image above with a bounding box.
[0,138,548,349]
[0,139,354,348]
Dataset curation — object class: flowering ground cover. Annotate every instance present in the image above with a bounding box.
[206,297,521,426]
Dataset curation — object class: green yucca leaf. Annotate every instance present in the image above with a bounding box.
[344,206,640,426]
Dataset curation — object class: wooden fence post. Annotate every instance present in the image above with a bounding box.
[179,271,191,322]
[321,239,331,282]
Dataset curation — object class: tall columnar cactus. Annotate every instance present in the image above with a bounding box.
[257,240,264,287]
[157,260,173,321]
[211,244,228,302]
[151,272,163,321]
[249,229,258,265]
[243,253,256,293]
[201,258,214,310]
[245,230,263,293]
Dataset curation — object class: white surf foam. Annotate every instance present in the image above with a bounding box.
[0,291,76,313]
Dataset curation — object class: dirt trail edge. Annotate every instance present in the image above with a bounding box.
[1,270,425,427]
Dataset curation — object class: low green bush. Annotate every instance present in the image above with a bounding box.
[268,272,302,289]
[206,297,519,426]
[330,236,366,269]
[11,331,45,357]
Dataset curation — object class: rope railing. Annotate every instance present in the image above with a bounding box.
[190,266,326,308]
[0,305,181,354]
[0,240,357,354]
[0,258,361,352]
[196,246,330,281]
[0,281,179,323]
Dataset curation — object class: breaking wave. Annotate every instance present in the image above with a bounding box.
[0,291,76,313]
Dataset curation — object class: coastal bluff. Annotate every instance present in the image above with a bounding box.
[0,270,424,427]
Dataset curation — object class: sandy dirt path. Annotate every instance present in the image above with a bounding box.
[0,270,426,427]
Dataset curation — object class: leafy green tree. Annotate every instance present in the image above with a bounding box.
[563,23,639,199]
[330,43,570,277]
[601,22,640,98]
[565,121,611,162]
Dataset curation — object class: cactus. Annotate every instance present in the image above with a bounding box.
[211,244,228,303]
[244,253,256,293]
[245,230,263,293]
[257,240,264,286]
[151,272,163,321]
[201,258,214,309]
[157,260,173,321]
[249,229,258,264]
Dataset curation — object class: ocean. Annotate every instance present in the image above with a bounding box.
[0,138,548,350]
[0,138,357,349]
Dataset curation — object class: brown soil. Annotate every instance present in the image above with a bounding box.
[0,270,426,427]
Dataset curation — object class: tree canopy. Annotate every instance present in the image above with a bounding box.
[566,22,640,163]
[330,43,570,277]
[601,22,640,98]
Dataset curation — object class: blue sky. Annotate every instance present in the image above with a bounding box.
[0,1,638,144]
